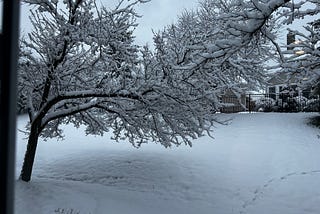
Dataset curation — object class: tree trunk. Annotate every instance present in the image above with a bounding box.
[20,122,41,182]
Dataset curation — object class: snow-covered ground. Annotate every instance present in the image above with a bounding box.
[15,113,320,214]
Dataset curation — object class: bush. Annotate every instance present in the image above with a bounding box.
[308,115,320,128]
[303,99,320,112]
[254,97,276,112]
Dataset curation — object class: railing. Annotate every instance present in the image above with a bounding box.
[219,92,320,113]
[247,93,320,113]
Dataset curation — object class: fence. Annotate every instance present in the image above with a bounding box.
[248,93,320,113]
[219,92,320,113]
[220,94,246,113]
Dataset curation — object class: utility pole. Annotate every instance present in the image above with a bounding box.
[0,1,20,214]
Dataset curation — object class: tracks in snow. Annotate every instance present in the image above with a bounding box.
[240,169,320,214]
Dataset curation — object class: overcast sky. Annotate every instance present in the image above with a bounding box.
[17,0,320,48]
[19,0,200,47]
[128,0,199,46]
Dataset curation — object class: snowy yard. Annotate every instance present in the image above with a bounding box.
[15,113,320,214]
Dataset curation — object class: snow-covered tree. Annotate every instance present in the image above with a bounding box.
[277,0,320,97]
[18,0,151,181]
[151,0,289,99]
[18,0,291,182]
[19,0,220,182]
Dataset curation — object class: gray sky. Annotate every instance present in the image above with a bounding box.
[19,0,200,46]
[130,0,199,46]
[18,0,320,48]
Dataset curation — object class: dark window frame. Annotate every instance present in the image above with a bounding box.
[0,1,20,214]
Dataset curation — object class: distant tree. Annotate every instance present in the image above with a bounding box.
[18,0,290,182]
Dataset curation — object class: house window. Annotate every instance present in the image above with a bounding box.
[268,86,276,99]
[279,86,283,92]
[269,86,276,94]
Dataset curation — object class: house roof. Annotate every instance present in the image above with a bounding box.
[267,72,301,86]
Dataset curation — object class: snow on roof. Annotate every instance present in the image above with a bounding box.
[267,71,301,86]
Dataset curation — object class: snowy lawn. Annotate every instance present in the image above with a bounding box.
[15,113,320,214]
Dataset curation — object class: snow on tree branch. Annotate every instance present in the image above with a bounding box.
[271,0,320,95]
